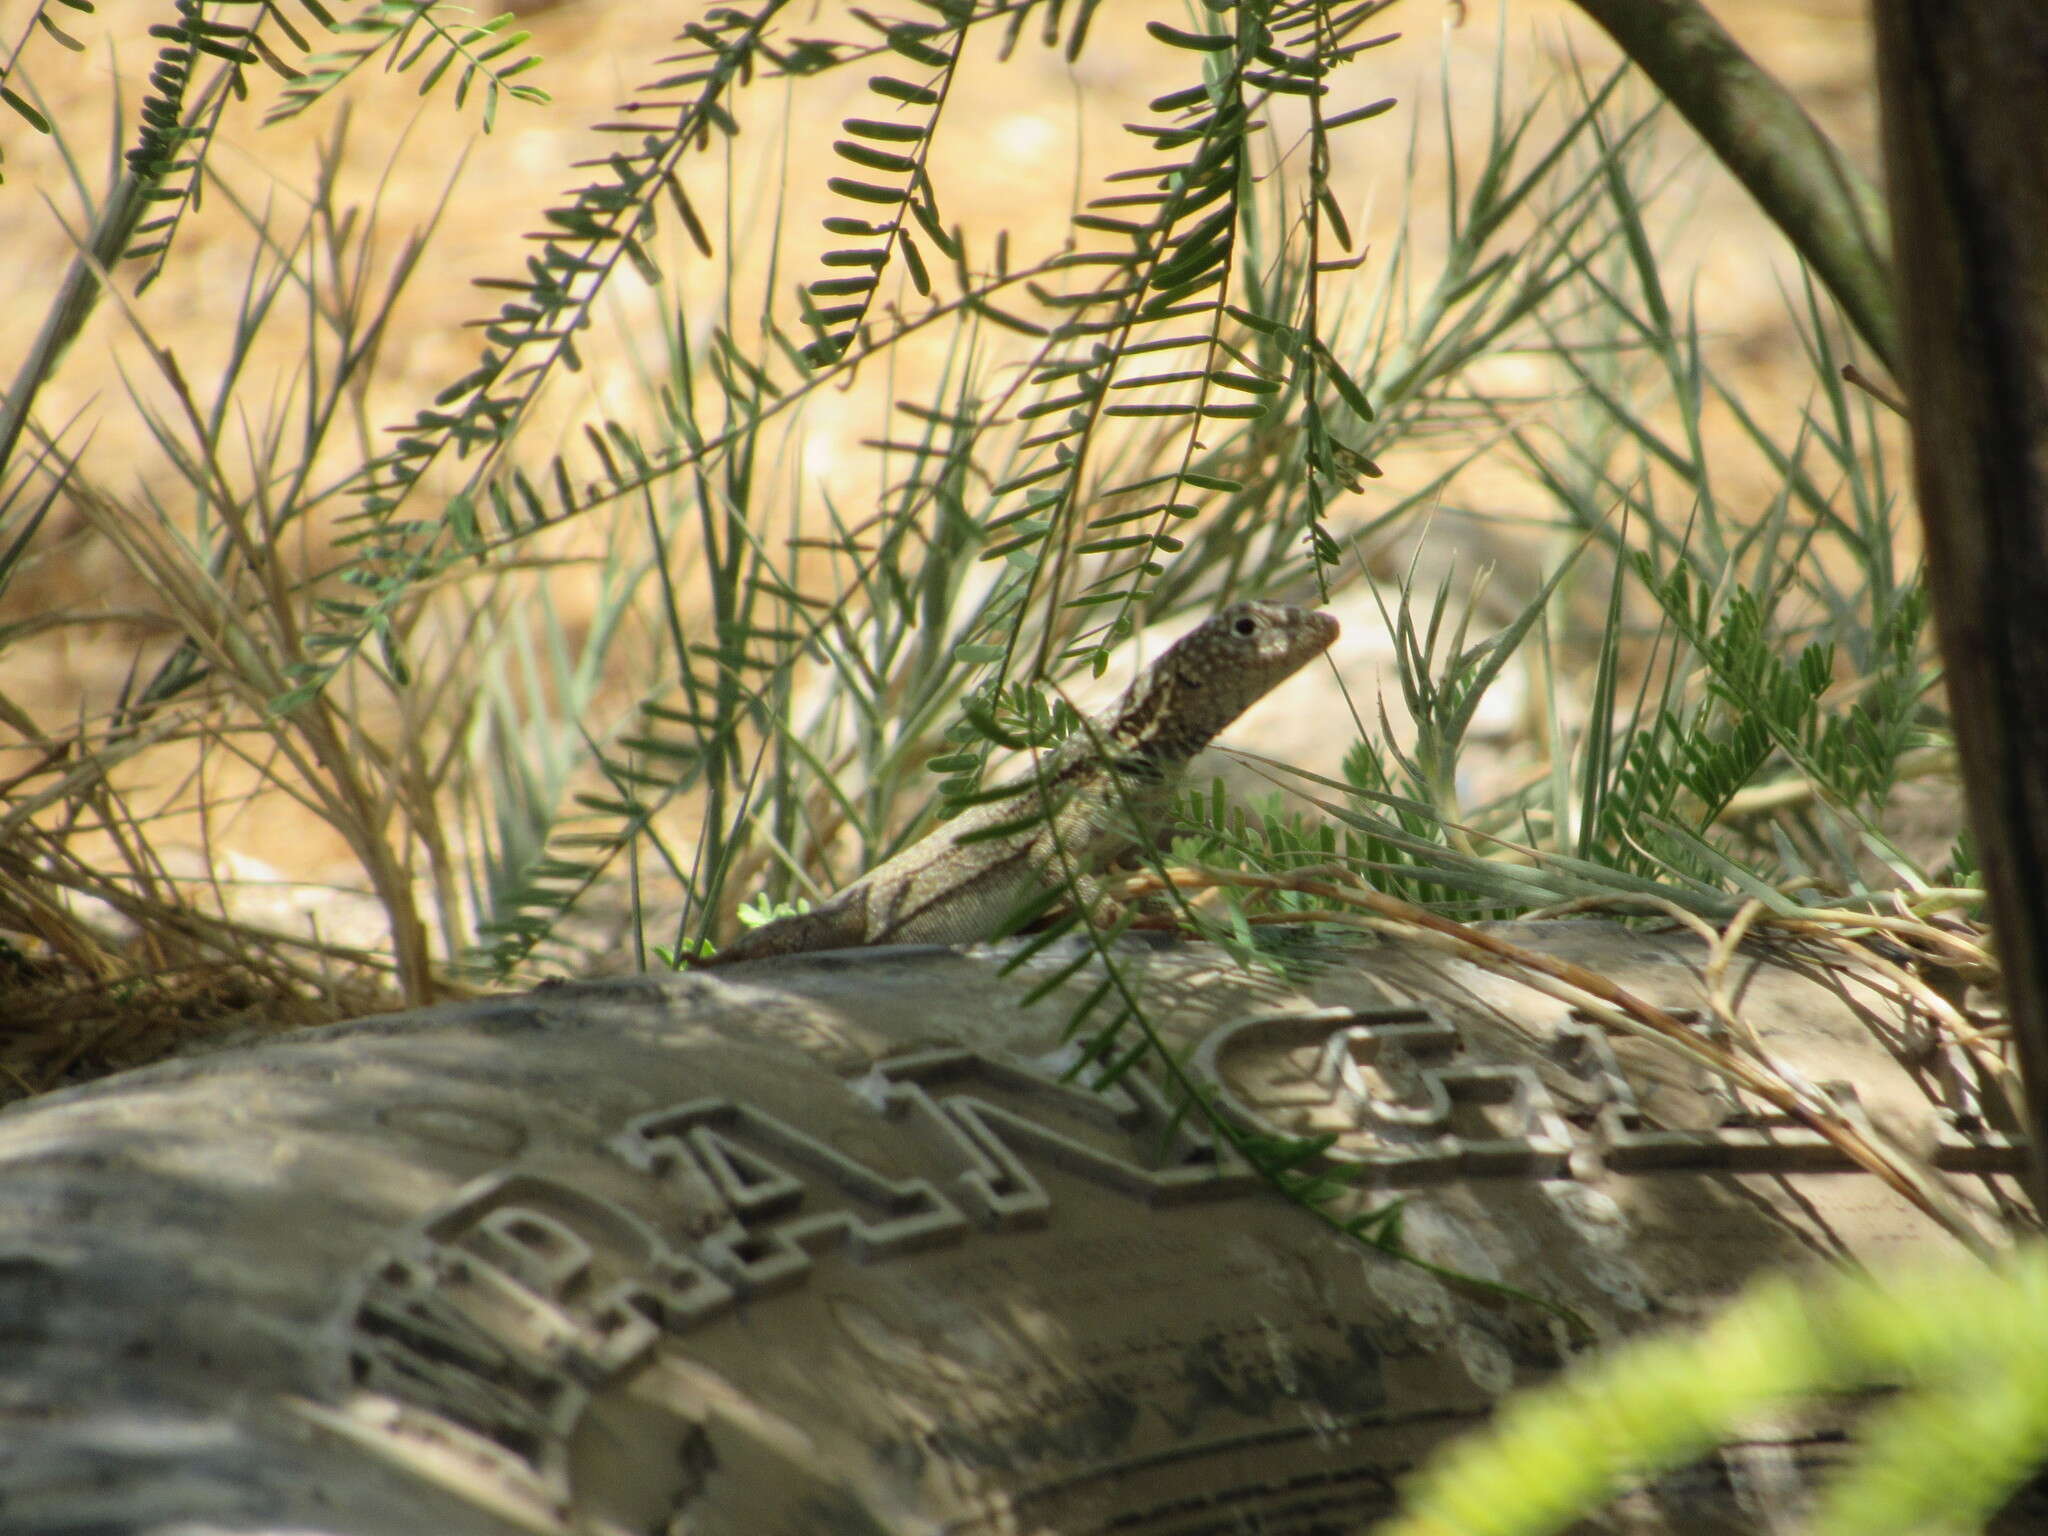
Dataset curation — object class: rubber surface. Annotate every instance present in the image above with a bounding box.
[0,931,2028,1533]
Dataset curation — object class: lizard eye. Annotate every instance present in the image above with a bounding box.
[1233,615,1259,637]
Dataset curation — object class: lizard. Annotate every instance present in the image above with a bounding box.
[704,600,1339,964]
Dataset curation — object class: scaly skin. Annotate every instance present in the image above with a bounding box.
[707,600,1340,963]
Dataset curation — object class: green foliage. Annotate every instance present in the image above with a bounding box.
[267,4,549,130]
[799,6,967,361]
[1379,1247,2048,1536]
[5,0,1948,1012]
[1318,140,1946,925]
[11,1,543,290]
[0,1,96,181]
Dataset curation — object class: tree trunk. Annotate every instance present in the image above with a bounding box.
[1871,2,2048,1212]
[1569,0,1897,373]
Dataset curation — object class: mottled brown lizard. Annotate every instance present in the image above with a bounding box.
[706,600,1339,963]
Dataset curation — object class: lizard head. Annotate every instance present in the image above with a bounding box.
[1113,600,1340,764]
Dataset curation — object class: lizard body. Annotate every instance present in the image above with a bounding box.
[707,600,1338,963]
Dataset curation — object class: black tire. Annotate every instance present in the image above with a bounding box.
[0,936,2023,1533]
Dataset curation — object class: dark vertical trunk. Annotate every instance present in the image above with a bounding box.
[1871,2,2048,1212]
